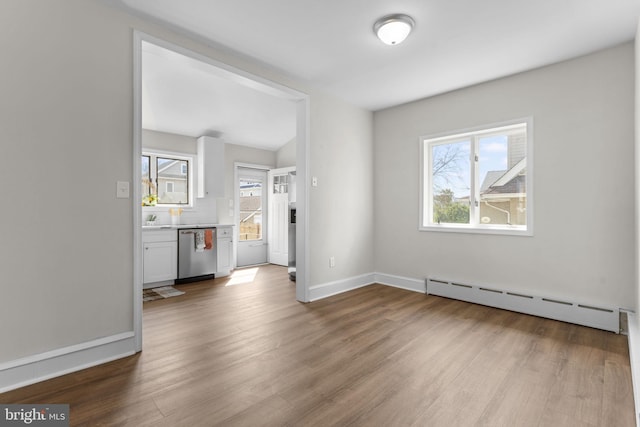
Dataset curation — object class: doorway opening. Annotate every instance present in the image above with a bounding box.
[236,166,268,267]
[133,32,310,352]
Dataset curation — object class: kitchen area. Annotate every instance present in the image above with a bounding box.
[141,134,235,289]
[140,39,298,292]
[141,131,296,291]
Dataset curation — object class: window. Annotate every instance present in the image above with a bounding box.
[420,119,532,235]
[239,177,264,241]
[141,151,192,207]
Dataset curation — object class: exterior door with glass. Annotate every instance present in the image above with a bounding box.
[268,167,294,266]
[237,167,268,267]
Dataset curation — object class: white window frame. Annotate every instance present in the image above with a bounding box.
[142,149,194,210]
[419,117,533,236]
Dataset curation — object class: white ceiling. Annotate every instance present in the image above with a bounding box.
[119,0,640,149]
[142,41,297,150]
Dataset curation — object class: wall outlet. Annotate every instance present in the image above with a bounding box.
[329,256,335,268]
[116,181,130,199]
[312,176,318,187]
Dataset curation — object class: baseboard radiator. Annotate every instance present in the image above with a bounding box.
[426,278,619,333]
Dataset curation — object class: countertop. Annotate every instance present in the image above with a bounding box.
[142,223,234,231]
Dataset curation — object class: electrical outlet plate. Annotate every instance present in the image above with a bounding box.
[116,181,130,198]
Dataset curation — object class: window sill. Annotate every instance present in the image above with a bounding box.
[419,224,532,237]
[142,205,193,211]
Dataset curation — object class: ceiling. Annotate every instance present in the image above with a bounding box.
[142,41,297,150]
[119,0,640,149]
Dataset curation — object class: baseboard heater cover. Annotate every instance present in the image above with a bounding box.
[426,278,619,333]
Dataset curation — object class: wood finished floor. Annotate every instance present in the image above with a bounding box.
[0,265,635,426]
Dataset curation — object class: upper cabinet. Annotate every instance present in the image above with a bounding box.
[197,136,225,198]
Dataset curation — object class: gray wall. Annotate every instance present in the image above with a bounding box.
[0,0,374,364]
[0,0,135,362]
[309,92,375,284]
[374,43,635,309]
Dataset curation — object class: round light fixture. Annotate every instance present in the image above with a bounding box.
[373,14,415,45]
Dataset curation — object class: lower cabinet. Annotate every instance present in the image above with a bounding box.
[216,226,233,277]
[143,230,177,285]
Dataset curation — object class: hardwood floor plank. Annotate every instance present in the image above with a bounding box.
[0,265,634,426]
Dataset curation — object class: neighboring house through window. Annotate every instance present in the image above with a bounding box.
[420,118,533,235]
[142,151,192,206]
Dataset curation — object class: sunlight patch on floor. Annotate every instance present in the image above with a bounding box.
[226,267,259,286]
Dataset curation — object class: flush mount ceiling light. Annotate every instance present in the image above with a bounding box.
[373,14,415,45]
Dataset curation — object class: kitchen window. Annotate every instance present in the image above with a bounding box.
[142,151,192,207]
[420,118,533,235]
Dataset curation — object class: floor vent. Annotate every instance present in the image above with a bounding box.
[426,278,619,333]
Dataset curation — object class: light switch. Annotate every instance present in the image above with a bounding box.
[116,181,130,199]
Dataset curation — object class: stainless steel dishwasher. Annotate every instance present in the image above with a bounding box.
[176,227,217,283]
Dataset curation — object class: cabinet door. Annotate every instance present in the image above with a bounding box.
[216,237,232,276]
[197,136,225,198]
[143,241,177,283]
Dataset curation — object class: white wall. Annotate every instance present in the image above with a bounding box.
[276,138,296,168]
[142,129,196,154]
[310,93,375,284]
[0,0,374,369]
[374,43,635,309]
[217,144,277,225]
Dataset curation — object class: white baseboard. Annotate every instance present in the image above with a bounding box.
[308,273,375,301]
[0,332,136,393]
[374,272,425,293]
[627,313,640,426]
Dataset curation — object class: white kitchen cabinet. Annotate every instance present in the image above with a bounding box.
[216,226,233,277]
[197,136,225,198]
[143,230,177,286]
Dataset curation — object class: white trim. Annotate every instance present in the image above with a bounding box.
[235,165,269,266]
[492,157,526,187]
[421,223,530,236]
[133,31,143,353]
[627,314,640,426]
[308,273,375,302]
[0,332,135,393]
[374,272,425,293]
[296,97,310,302]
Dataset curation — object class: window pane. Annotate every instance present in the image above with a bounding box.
[157,157,188,204]
[478,127,527,226]
[239,178,263,241]
[273,174,288,194]
[431,140,470,224]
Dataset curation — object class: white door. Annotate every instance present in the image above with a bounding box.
[268,167,294,266]
[237,167,268,267]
